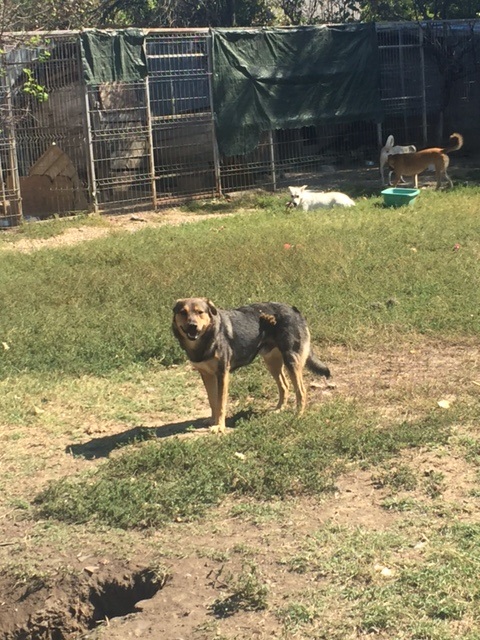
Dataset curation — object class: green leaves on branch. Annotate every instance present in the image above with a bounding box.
[21,67,49,103]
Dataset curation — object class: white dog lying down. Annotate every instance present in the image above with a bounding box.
[288,185,355,211]
[380,135,417,185]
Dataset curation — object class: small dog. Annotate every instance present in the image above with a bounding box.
[388,133,463,190]
[379,134,417,185]
[172,298,330,433]
[288,185,355,210]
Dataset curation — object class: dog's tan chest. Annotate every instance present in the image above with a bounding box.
[192,356,220,375]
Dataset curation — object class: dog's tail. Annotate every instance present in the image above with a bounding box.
[384,134,394,150]
[442,133,463,153]
[306,352,330,379]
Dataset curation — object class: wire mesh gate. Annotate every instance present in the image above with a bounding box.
[1,21,480,225]
[146,31,218,205]
[85,31,218,211]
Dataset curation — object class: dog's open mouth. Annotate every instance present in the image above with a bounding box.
[183,326,200,341]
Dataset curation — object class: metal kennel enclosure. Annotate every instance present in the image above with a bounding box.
[1,20,479,225]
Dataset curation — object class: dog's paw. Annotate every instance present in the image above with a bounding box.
[209,424,227,435]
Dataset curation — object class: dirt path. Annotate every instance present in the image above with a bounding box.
[0,208,238,254]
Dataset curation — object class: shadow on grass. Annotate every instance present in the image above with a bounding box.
[66,410,255,460]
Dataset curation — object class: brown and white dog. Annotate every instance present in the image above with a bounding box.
[379,135,417,185]
[388,133,463,190]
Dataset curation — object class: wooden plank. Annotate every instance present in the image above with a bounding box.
[29,145,63,176]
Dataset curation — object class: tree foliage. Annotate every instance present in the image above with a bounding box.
[94,0,277,27]
[359,0,480,20]
[0,0,480,38]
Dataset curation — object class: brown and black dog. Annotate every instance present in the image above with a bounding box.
[388,133,463,189]
[172,298,330,433]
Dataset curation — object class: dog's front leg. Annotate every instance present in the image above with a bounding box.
[391,171,401,188]
[199,371,218,428]
[212,366,230,434]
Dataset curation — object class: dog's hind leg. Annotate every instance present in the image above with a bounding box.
[262,348,289,410]
[389,170,408,186]
[283,355,307,415]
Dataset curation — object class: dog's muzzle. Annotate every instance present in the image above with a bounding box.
[183,324,200,340]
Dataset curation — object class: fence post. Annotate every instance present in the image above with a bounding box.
[398,27,409,142]
[79,34,99,215]
[419,25,428,145]
[4,84,23,225]
[268,131,276,191]
[207,31,222,197]
[144,77,158,211]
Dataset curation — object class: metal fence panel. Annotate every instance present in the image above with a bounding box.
[1,21,480,225]
[86,79,154,211]
[146,31,219,204]
[2,34,89,224]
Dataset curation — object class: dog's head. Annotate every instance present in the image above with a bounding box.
[287,185,308,208]
[172,297,218,342]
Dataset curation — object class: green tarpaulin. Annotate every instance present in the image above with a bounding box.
[212,25,383,156]
[80,29,147,85]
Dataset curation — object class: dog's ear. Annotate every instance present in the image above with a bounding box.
[288,186,295,195]
[204,298,218,316]
[300,185,308,192]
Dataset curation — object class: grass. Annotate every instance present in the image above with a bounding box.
[0,187,479,376]
[2,186,480,639]
[209,563,269,617]
[35,402,455,528]
[288,521,480,639]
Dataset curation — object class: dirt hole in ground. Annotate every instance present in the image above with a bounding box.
[88,568,163,623]
[1,566,166,640]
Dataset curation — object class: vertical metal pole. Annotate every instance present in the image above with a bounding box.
[80,40,99,217]
[377,122,383,147]
[5,85,23,224]
[398,27,408,141]
[0,60,7,215]
[268,130,276,191]
[419,25,428,145]
[0,156,6,205]
[75,36,96,215]
[206,31,222,197]
[375,25,384,156]
[144,60,158,210]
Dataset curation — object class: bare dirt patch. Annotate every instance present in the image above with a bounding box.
[0,208,238,254]
[0,339,479,639]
